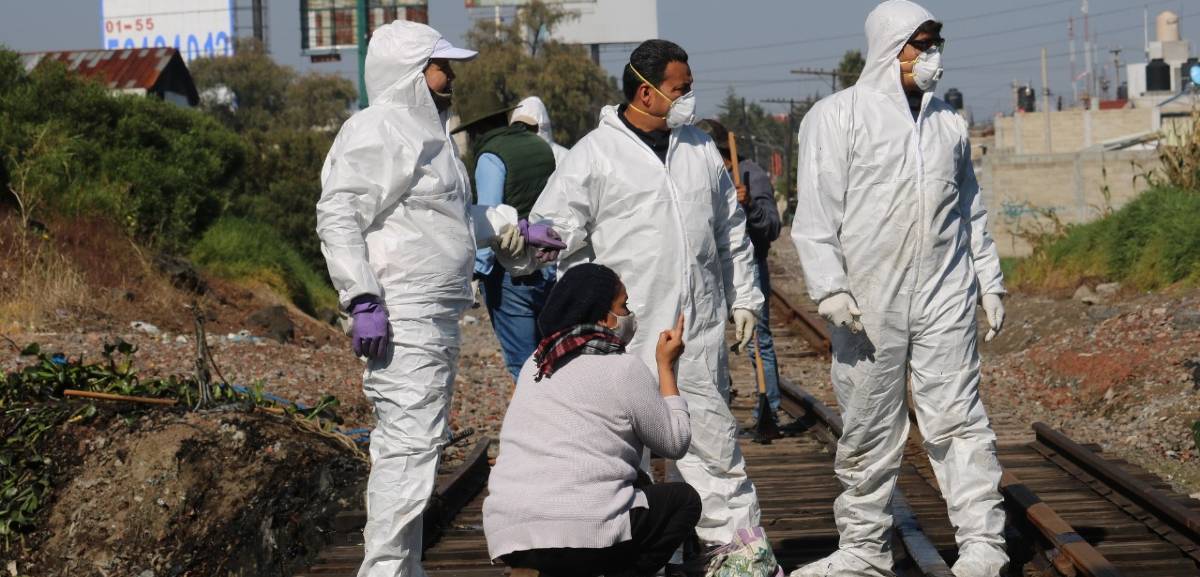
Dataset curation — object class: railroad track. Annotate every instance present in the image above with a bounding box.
[296,285,1200,577]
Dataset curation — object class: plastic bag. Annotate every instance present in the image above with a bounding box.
[705,527,784,577]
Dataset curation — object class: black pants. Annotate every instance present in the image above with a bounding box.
[501,482,702,577]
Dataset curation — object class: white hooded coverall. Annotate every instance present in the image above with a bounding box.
[790,1,1007,575]
[316,20,517,577]
[511,95,569,164]
[530,105,765,545]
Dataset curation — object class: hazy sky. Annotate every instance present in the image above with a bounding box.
[2,0,1196,120]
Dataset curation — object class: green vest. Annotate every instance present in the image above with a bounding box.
[475,124,556,218]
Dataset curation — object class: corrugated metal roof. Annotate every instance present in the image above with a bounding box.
[19,48,179,93]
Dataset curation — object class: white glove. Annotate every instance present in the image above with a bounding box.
[493,224,525,259]
[818,292,863,333]
[982,293,1005,342]
[731,309,757,354]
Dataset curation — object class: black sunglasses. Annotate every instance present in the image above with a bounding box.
[908,37,945,52]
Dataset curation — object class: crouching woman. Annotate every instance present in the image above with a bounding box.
[483,263,700,577]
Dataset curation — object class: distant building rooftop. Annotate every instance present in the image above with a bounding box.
[20,48,199,107]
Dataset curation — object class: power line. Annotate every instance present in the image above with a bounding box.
[946,8,1200,72]
[692,0,1180,77]
[687,0,1099,57]
[696,5,1196,90]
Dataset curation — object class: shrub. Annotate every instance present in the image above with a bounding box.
[1011,187,1200,290]
[0,48,246,253]
[190,217,336,315]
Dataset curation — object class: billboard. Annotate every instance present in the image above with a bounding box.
[465,0,654,46]
[301,0,429,54]
[101,0,234,61]
[552,0,656,45]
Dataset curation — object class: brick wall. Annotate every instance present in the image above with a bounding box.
[977,149,1157,256]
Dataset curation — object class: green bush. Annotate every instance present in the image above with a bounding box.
[0,49,245,253]
[1012,187,1200,290]
[190,217,337,314]
[190,40,355,277]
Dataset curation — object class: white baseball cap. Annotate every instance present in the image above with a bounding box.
[430,37,478,61]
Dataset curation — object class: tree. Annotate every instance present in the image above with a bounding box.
[190,40,356,271]
[0,50,245,252]
[837,50,866,89]
[190,39,356,132]
[454,0,619,148]
[716,88,789,171]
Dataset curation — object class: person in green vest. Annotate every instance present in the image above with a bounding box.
[456,103,560,382]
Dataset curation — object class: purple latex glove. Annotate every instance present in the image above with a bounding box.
[349,295,390,360]
[517,219,566,250]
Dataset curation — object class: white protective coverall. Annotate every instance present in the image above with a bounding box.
[529,105,764,545]
[511,96,569,164]
[316,20,519,577]
[790,2,1008,576]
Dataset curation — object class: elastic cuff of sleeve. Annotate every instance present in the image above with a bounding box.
[663,395,689,411]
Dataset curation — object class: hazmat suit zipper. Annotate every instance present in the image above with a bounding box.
[610,115,695,321]
[909,97,930,326]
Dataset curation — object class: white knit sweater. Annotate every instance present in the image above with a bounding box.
[483,353,691,560]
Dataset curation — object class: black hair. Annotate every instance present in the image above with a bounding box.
[622,39,689,102]
[537,263,622,337]
[911,20,943,40]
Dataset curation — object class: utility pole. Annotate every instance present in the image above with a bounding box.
[1069,16,1078,104]
[790,68,839,93]
[764,97,816,221]
[1110,46,1123,95]
[1041,47,1052,153]
[1082,0,1092,106]
[357,0,369,108]
[252,0,265,45]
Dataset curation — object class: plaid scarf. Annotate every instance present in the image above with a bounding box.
[533,323,626,381]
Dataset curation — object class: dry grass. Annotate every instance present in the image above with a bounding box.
[1155,108,1200,192]
[0,227,90,333]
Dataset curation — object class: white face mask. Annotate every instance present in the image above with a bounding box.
[628,62,697,128]
[665,91,697,128]
[903,47,943,92]
[609,309,638,345]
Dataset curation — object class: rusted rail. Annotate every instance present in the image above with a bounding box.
[1034,423,1200,555]
[770,287,831,355]
[770,285,1200,577]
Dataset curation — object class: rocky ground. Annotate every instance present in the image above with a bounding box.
[1,295,513,469]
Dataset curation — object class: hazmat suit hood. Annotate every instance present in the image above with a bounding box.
[857,0,937,99]
[364,20,440,109]
[511,96,555,144]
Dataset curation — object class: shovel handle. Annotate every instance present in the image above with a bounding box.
[727,131,741,187]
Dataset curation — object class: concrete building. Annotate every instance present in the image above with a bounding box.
[979,10,1195,257]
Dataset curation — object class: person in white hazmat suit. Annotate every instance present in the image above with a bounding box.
[528,39,765,550]
[316,20,545,577]
[510,95,569,165]
[789,2,1008,576]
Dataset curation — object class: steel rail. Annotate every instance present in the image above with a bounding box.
[778,377,954,576]
[1034,422,1200,546]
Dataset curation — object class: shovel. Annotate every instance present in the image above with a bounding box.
[728,131,781,444]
